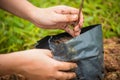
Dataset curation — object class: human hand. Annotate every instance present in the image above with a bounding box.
[0,0,83,37]
[15,49,77,80]
[30,5,83,37]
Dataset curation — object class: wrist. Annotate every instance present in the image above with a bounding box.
[0,52,27,76]
[8,51,30,75]
[24,6,39,22]
[27,7,42,26]
[0,53,19,75]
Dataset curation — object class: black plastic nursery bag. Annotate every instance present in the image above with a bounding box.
[35,24,104,80]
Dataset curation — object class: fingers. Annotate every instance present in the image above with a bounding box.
[51,5,84,37]
[54,6,83,23]
[74,24,81,36]
[56,72,76,80]
[64,12,83,37]
[55,14,78,23]
[63,25,78,37]
[57,61,77,71]
[64,25,80,37]
[64,25,75,37]
[53,5,79,23]
[79,12,84,27]
[54,5,79,14]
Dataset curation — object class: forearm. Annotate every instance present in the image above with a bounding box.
[0,0,36,21]
[0,52,24,76]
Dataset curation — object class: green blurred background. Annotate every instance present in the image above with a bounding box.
[0,0,120,53]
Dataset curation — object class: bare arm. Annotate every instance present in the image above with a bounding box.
[0,49,77,80]
[0,53,18,75]
[0,0,36,21]
[0,0,83,37]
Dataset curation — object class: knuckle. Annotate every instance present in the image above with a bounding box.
[47,73,56,79]
[47,67,58,79]
[65,15,70,22]
[53,62,60,69]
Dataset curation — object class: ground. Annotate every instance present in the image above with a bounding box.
[104,37,120,80]
[0,37,120,80]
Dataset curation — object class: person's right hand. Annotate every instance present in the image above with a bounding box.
[15,49,77,80]
[30,5,83,37]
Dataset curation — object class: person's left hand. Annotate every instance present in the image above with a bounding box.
[30,5,83,37]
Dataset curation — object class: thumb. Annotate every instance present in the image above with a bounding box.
[57,62,77,71]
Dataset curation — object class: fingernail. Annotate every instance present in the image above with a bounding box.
[74,64,78,68]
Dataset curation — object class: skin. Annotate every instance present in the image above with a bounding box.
[0,0,83,80]
[0,49,77,80]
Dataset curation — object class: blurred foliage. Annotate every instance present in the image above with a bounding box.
[0,0,120,53]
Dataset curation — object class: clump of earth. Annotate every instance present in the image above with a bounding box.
[104,37,120,80]
[0,37,120,80]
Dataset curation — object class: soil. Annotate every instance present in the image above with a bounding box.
[0,37,120,80]
[104,37,120,80]
[53,36,72,45]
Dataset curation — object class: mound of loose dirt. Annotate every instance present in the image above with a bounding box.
[104,37,120,80]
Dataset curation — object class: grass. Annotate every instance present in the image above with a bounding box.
[0,0,120,53]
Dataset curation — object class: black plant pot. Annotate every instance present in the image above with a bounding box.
[35,24,104,80]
